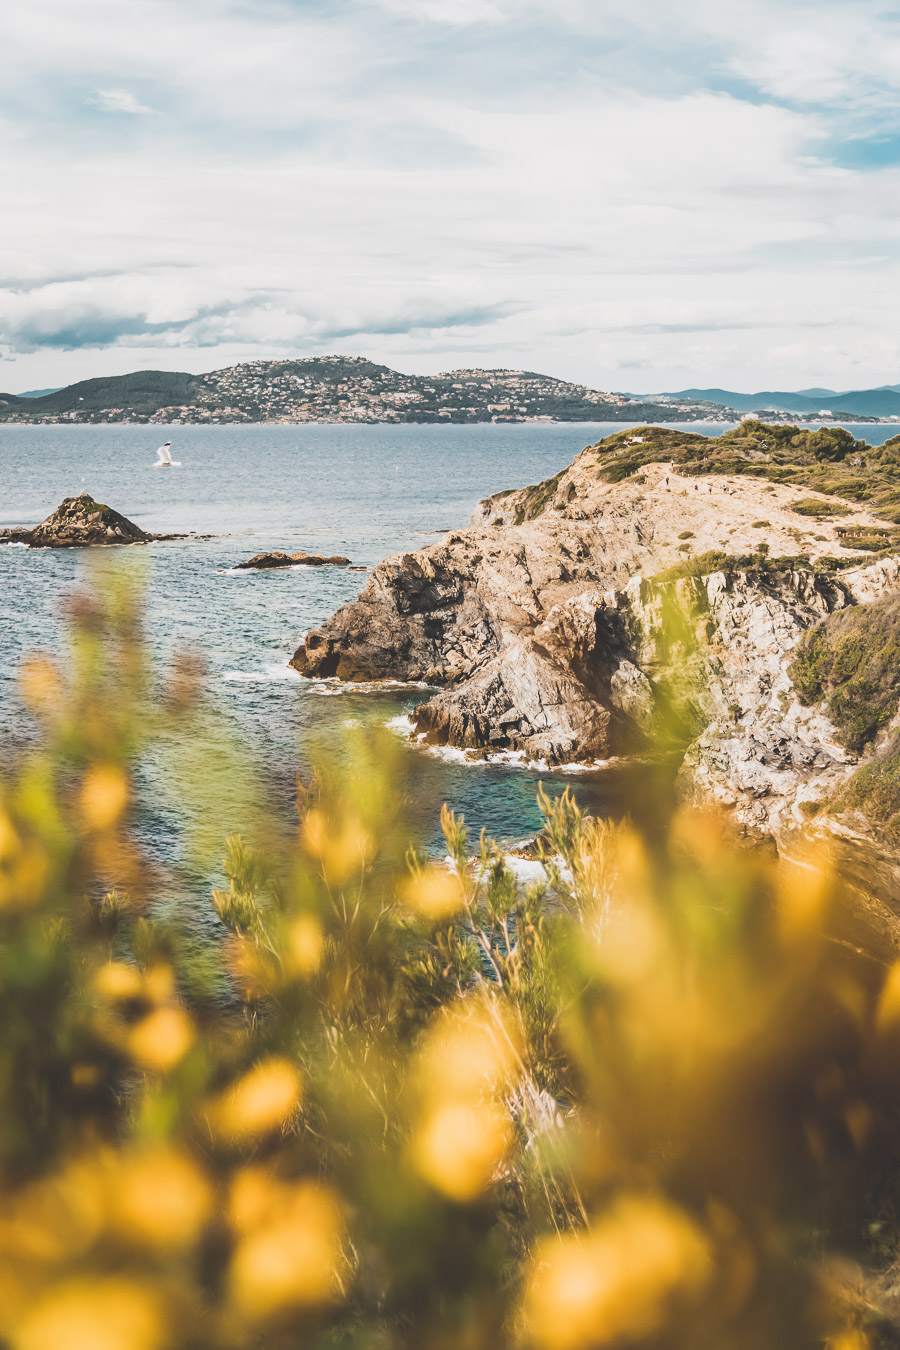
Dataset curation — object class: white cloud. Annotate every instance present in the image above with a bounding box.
[88,88,154,115]
[1,0,900,391]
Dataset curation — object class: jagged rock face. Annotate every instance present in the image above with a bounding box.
[291,454,900,833]
[3,495,149,548]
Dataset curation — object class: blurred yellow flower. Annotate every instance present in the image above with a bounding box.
[302,809,372,886]
[286,914,324,975]
[112,1149,212,1248]
[0,1161,106,1266]
[127,1007,193,1072]
[412,1101,512,1202]
[18,657,63,720]
[93,961,143,1002]
[525,1196,712,1350]
[228,1166,279,1234]
[0,809,20,864]
[420,1003,521,1101]
[79,765,129,832]
[0,841,49,911]
[404,866,465,922]
[13,1278,163,1350]
[828,1333,871,1350]
[215,1057,303,1140]
[777,849,832,942]
[876,960,900,1034]
[229,1182,342,1318]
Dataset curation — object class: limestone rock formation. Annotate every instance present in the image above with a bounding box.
[0,494,151,547]
[291,430,900,837]
[236,550,350,569]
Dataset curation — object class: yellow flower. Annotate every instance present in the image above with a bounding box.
[0,809,20,864]
[112,1149,212,1248]
[214,1058,303,1140]
[404,866,465,922]
[18,657,63,720]
[13,1279,163,1350]
[93,961,143,1002]
[127,1007,193,1072]
[79,765,129,832]
[286,915,324,975]
[525,1195,712,1350]
[419,1002,521,1101]
[229,1183,343,1318]
[776,849,832,942]
[412,1101,512,1202]
[876,961,900,1035]
[302,809,371,886]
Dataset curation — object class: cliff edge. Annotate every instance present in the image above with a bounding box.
[291,423,900,842]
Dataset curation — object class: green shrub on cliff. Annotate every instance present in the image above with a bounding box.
[5,568,900,1348]
[792,498,851,518]
[791,592,900,752]
[588,423,900,525]
[841,738,900,840]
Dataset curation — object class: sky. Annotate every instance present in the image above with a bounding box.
[2,0,900,394]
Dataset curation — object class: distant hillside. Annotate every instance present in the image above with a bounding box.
[0,355,727,426]
[11,370,202,419]
[8,357,898,426]
[663,386,900,418]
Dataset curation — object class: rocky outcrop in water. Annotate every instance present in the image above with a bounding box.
[236,550,350,569]
[1,494,153,547]
[291,436,900,837]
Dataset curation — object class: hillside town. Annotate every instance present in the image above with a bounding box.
[0,356,729,425]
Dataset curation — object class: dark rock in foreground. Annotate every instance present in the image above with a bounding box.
[236,550,350,570]
[0,494,152,548]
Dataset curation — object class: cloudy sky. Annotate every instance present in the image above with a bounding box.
[2,0,900,393]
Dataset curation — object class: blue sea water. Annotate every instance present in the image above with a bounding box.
[3,419,897,930]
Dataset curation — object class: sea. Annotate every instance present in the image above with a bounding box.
[3,420,897,935]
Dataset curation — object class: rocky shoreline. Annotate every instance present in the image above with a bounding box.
[292,426,900,853]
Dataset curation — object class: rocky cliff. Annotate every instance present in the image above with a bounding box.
[291,427,900,841]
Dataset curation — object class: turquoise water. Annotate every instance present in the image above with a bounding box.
[3,419,897,927]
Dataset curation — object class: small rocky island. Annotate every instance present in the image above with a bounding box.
[236,549,351,569]
[293,422,900,877]
[0,493,173,547]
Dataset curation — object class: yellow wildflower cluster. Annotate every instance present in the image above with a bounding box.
[0,567,898,1350]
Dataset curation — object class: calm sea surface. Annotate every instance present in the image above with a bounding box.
[3,420,896,933]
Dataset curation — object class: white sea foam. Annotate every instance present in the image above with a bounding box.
[502,855,550,884]
[2,540,29,548]
[307,678,434,696]
[386,714,416,733]
[385,714,608,775]
[222,664,301,683]
[217,565,311,575]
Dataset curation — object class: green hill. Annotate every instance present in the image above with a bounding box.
[14,369,201,418]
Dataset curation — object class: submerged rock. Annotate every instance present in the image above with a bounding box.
[0,494,151,547]
[236,550,351,570]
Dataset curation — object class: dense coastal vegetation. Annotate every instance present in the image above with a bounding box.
[5,572,900,1349]
[8,423,900,1348]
